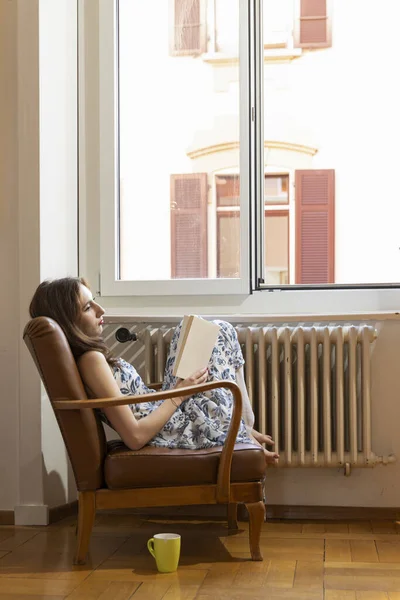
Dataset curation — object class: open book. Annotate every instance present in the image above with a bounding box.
[172,315,220,380]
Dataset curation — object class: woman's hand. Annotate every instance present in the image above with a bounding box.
[174,367,209,402]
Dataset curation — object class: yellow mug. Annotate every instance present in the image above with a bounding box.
[147,533,181,573]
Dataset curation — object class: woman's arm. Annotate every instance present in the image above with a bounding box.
[77,351,207,450]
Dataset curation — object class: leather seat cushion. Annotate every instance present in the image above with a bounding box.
[104,440,266,490]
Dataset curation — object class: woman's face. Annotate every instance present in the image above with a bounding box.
[77,284,105,338]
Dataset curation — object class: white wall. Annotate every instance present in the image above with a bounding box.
[1,0,399,522]
[0,0,20,514]
[15,0,46,526]
[38,0,78,511]
[0,0,78,522]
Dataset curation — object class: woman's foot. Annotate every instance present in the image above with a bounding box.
[250,429,279,465]
[263,448,279,465]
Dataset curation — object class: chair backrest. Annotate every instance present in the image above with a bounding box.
[23,316,107,491]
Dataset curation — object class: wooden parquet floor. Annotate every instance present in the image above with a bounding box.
[0,514,400,599]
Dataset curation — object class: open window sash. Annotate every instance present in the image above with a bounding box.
[98,0,251,297]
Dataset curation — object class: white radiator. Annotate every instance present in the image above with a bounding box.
[104,322,395,473]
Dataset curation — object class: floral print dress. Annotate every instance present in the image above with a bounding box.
[99,319,255,449]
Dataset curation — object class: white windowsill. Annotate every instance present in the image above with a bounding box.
[104,311,400,323]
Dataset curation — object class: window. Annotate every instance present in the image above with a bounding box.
[295,170,334,284]
[265,175,290,284]
[265,211,289,284]
[215,174,291,282]
[216,175,240,278]
[170,174,208,278]
[264,175,288,205]
[94,0,400,305]
[169,0,207,56]
[103,0,249,296]
[294,0,332,49]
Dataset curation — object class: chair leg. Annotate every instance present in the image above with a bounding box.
[245,500,265,561]
[227,502,238,529]
[74,491,96,565]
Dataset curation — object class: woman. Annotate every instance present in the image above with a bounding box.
[29,277,279,464]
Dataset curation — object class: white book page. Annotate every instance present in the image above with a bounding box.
[174,317,220,379]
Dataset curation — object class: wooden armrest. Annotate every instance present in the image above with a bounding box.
[53,382,219,409]
[53,380,244,504]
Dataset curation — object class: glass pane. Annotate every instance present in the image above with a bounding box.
[263,0,291,48]
[216,175,240,207]
[118,0,241,280]
[217,213,240,278]
[265,213,289,284]
[265,175,289,204]
[262,0,400,285]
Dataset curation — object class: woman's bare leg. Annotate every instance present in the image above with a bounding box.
[235,366,255,432]
[235,367,278,464]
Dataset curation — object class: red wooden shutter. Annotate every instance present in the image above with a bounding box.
[170,173,208,278]
[295,169,335,284]
[171,0,207,56]
[294,0,332,49]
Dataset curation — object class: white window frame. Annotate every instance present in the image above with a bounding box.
[98,0,251,296]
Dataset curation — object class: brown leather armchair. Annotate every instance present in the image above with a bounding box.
[23,316,266,565]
